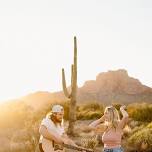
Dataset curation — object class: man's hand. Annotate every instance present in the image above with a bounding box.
[62,135,77,147]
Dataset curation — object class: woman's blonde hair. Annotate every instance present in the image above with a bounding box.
[104,106,120,129]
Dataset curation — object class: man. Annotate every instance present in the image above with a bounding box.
[39,104,77,152]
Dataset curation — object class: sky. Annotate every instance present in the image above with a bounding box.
[0,0,152,102]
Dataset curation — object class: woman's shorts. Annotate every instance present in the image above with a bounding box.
[103,147,123,152]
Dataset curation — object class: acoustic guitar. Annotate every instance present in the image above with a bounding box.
[41,138,94,152]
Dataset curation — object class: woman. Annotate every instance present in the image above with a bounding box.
[89,105,129,152]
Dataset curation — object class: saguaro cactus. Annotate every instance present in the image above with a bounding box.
[62,36,77,135]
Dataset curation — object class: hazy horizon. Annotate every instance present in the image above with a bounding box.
[0,0,152,102]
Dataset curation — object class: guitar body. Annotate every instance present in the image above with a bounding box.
[41,138,65,152]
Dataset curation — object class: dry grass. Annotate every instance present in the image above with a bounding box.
[1,102,152,152]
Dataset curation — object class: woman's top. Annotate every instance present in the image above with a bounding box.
[102,117,128,149]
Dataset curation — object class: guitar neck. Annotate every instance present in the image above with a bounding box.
[63,143,94,152]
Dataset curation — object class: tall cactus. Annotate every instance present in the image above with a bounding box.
[62,36,77,135]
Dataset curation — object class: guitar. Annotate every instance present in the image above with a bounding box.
[41,138,94,152]
[64,143,94,151]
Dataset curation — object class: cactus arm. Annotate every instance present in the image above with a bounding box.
[62,68,70,98]
[71,64,74,89]
[72,36,77,94]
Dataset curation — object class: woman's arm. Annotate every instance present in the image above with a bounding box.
[94,123,107,133]
[88,115,106,133]
[119,105,129,129]
[120,105,129,118]
[89,115,105,128]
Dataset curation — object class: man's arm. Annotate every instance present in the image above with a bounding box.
[39,125,64,144]
[62,134,77,146]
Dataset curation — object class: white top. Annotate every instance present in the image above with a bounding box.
[39,117,65,143]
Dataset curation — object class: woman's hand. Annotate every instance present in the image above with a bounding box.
[89,114,105,128]
[120,105,126,111]
[120,105,129,118]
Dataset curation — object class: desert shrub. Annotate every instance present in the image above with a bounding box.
[79,102,103,111]
[128,103,152,122]
[77,110,102,120]
[0,101,34,129]
[80,135,98,149]
[77,102,104,120]
[10,129,38,152]
[147,122,152,128]
[127,122,152,151]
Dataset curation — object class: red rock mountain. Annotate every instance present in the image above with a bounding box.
[47,69,152,105]
[77,69,152,104]
[4,69,151,109]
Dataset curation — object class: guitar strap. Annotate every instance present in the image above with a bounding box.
[52,140,54,147]
[39,143,45,152]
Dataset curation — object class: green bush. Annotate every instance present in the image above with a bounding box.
[79,102,104,111]
[127,122,152,151]
[77,102,104,120]
[77,110,102,120]
[128,103,152,122]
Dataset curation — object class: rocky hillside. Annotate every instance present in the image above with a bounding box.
[77,69,152,104]
[2,69,152,108]
[33,69,152,106]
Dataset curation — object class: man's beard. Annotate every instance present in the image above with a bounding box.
[51,114,62,124]
[55,117,62,123]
